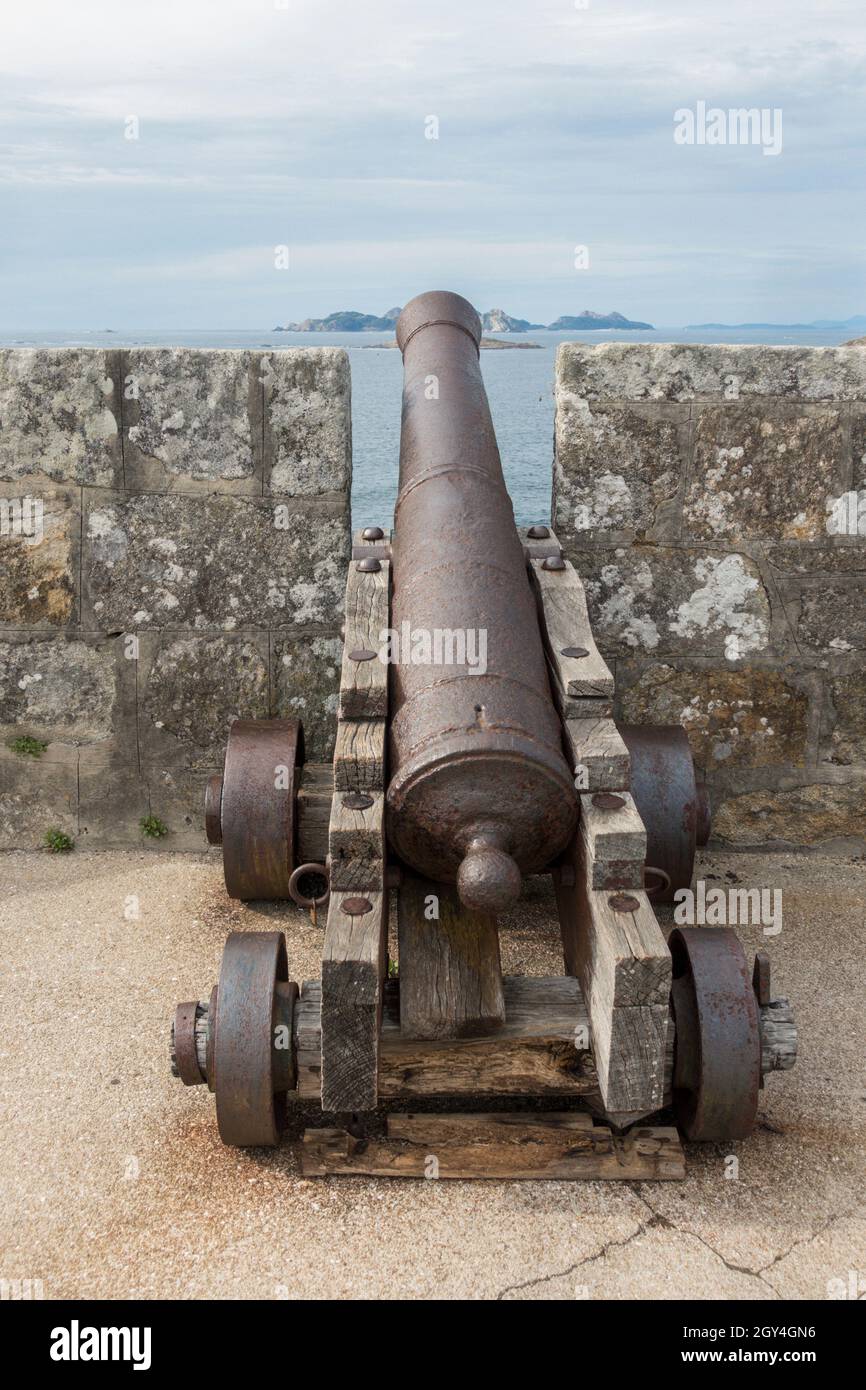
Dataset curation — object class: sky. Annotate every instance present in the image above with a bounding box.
[1,0,864,328]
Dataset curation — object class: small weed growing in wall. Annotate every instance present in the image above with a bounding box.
[8,735,48,758]
[44,828,74,853]
[388,957,399,979]
[140,815,169,840]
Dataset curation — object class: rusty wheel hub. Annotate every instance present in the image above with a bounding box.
[617,724,710,903]
[669,926,761,1141]
[207,718,303,900]
[212,931,297,1147]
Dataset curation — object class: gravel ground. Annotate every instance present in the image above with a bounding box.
[0,847,863,1301]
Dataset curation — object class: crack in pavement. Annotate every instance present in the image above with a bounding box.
[492,1198,859,1302]
[631,1187,863,1296]
[753,1209,861,1281]
[630,1189,779,1295]
[494,1214,663,1300]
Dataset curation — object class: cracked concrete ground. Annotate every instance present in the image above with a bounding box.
[0,847,863,1301]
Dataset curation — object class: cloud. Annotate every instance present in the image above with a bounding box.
[1,0,864,325]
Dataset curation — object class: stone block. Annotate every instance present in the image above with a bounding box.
[272,630,342,760]
[553,399,686,542]
[766,543,866,575]
[794,581,866,653]
[556,342,866,403]
[0,487,79,627]
[850,405,866,485]
[686,404,848,541]
[83,492,349,630]
[0,348,122,485]
[0,635,120,743]
[824,670,866,766]
[139,759,215,851]
[572,546,772,659]
[138,630,270,773]
[0,745,78,849]
[264,348,352,496]
[713,781,866,848]
[78,740,150,847]
[619,663,809,770]
[122,349,263,493]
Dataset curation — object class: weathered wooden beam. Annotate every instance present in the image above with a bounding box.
[528,551,614,703]
[555,807,670,1114]
[321,533,391,1111]
[300,1113,685,1180]
[562,694,614,719]
[296,762,333,865]
[396,872,505,1040]
[328,790,385,892]
[332,719,387,793]
[563,717,630,793]
[339,558,390,719]
[295,975,599,1102]
[294,982,323,1099]
[579,790,646,891]
[761,998,797,1075]
[320,889,388,1111]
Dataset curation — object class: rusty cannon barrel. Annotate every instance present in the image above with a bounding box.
[386,291,578,913]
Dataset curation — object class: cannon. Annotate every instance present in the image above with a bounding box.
[171,292,797,1179]
[387,293,578,912]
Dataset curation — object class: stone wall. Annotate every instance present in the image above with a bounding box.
[0,348,351,848]
[4,341,863,855]
[553,343,866,853]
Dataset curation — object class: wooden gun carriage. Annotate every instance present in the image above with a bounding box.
[171,293,796,1180]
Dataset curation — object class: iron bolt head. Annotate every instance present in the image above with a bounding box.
[348,648,377,662]
[343,897,373,916]
[362,526,384,541]
[527,524,550,539]
[542,556,566,571]
[593,792,626,811]
[356,557,381,573]
[561,645,589,659]
[609,893,641,913]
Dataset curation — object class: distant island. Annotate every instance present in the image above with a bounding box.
[482,309,545,331]
[687,314,866,330]
[274,308,402,332]
[547,310,654,330]
[273,306,655,332]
